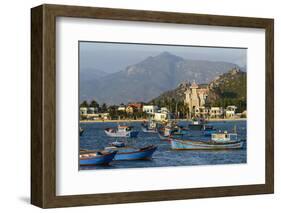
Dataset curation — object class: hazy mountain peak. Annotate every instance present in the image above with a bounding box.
[154,51,183,61]
[80,53,241,104]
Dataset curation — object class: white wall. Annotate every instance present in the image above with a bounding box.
[0,0,279,212]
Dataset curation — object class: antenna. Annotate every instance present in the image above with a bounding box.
[233,125,237,133]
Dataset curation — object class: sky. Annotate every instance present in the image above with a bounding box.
[79,41,247,74]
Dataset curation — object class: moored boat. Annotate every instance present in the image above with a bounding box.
[79,150,117,166]
[141,120,158,133]
[170,131,243,150]
[104,125,139,138]
[186,119,216,136]
[188,119,204,131]
[105,144,157,160]
[157,130,183,140]
[79,127,84,136]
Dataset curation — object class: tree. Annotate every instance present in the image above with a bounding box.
[101,103,107,113]
[80,100,89,108]
[89,99,99,108]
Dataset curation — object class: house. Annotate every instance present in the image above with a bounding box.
[126,105,135,114]
[84,113,110,120]
[160,107,169,113]
[127,103,143,112]
[225,106,237,118]
[154,112,171,121]
[88,107,98,114]
[117,105,126,111]
[126,103,143,113]
[194,106,209,118]
[210,107,224,118]
[143,105,158,114]
[80,107,88,115]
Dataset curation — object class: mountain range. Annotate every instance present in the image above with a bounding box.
[80,52,242,105]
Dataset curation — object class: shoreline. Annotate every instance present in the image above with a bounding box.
[80,118,247,123]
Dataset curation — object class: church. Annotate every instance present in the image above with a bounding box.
[184,81,209,118]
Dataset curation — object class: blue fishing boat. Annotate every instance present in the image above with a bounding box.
[170,132,243,150]
[104,125,139,138]
[105,144,157,160]
[79,150,117,166]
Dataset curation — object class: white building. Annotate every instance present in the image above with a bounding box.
[225,106,237,118]
[160,107,169,113]
[80,107,88,115]
[210,107,224,118]
[154,112,170,121]
[143,105,158,114]
[88,107,98,114]
[117,105,126,111]
[194,106,209,118]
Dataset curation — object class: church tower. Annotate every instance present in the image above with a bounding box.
[184,81,209,118]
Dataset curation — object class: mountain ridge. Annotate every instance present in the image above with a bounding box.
[80,52,242,105]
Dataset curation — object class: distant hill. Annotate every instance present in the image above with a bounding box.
[79,68,108,101]
[206,68,247,111]
[79,52,241,105]
[149,68,247,112]
[149,82,208,104]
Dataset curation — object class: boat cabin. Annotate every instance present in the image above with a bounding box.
[118,125,133,132]
[211,132,238,143]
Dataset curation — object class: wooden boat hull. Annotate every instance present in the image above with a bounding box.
[80,151,117,166]
[114,145,157,161]
[170,139,243,150]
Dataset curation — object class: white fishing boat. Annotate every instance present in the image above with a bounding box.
[141,120,157,133]
[104,125,139,138]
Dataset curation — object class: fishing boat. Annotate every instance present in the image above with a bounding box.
[104,125,139,138]
[79,150,117,166]
[105,143,157,160]
[157,130,183,140]
[79,127,84,136]
[186,119,216,136]
[141,120,157,133]
[170,131,243,150]
[157,121,185,140]
[188,119,204,131]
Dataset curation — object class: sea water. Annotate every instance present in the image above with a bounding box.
[79,120,246,170]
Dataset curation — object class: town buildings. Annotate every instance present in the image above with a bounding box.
[184,81,242,119]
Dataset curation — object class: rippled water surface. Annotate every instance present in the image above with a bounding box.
[79,120,247,170]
